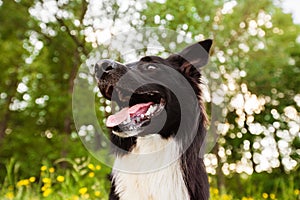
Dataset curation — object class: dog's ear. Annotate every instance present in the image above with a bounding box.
[167,39,213,76]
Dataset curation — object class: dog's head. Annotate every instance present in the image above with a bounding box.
[94,40,212,139]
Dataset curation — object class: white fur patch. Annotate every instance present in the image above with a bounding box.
[112,134,190,200]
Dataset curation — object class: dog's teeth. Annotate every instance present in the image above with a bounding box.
[148,106,153,113]
[136,117,141,122]
[126,116,131,123]
[152,105,157,110]
[141,114,144,119]
[145,109,151,116]
[145,104,160,117]
[152,105,156,112]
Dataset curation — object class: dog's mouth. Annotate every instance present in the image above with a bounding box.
[106,89,166,137]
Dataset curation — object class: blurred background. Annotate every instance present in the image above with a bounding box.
[0,0,299,199]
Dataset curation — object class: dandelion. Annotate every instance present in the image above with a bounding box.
[81,194,90,199]
[243,198,254,200]
[295,189,300,195]
[5,192,14,199]
[41,166,47,171]
[79,187,88,195]
[262,193,268,199]
[71,195,79,200]
[57,175,65,182]
[270,193,276,199]
[96,165,101,170]
[221,194,232,200]
[94,191,101,197]
[88,172,95,178]
[212,188,219,195]
[43,188,52,197]
[49,167,55,173]
[42,177,51,184]
[23,179,30,185]
[41,181,51,192]
[29,177,36,183]
[16,179,30,187]
[88,163,95,171]
[41,185,47,192]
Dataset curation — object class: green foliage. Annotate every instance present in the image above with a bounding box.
[0,129,88,180]
[0,158,299,199]
[0,157,110,200]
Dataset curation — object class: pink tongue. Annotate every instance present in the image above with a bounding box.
[106,102,153,127]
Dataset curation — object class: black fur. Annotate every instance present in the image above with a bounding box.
[110,133,137,156]
[108,175,120,200]
[95,39,212,200]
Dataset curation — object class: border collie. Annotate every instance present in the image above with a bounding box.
[94,39,212,200]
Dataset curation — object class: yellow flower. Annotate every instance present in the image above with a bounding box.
[29,177,36,183]
[41,166,47,171]
[295,189,300,195]
[212,188,219,195]
[94,191,101,197]
[70,195,79,200]
[49,167,55,173]
[81,194,90,199]
[43,188,52,197]
[5,192,14,199]
[16,179,30,187]
[41,185,47,192]
[96,165,101,170]
[57,175,65,182]
[88,172,95,178]
[42,177,51,184]
[79,187,88,195]
[262,193,268,199]
[270,193,276,199]
[221,194,232,200]
[242,198,254,200]
[23,179,30,186]
[87,164,95,171]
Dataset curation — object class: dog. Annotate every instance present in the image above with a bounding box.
[94,39,212,200]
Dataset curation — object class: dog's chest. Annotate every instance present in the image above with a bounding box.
[112,135,190,200]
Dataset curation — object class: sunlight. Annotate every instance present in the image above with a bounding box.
[221,0,237,15]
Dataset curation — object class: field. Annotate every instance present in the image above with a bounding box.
[0,157,299,200]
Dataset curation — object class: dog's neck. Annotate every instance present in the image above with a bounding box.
[111,134,190,200]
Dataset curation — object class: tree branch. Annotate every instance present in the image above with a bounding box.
[55,17,89,56]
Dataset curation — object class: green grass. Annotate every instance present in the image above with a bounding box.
[0,157,299,200]
[0,157,110,200]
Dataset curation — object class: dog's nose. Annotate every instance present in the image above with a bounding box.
[95,59,116,75]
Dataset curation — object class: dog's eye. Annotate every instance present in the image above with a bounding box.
[146,65,157,70]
